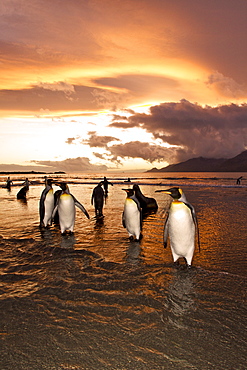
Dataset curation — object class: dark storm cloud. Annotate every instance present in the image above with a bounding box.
[109,113,138,129]
[107,141,174,163]
[116,100,247,162]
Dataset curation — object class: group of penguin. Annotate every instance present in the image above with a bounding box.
[39,178,200,267]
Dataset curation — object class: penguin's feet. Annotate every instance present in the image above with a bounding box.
[61,230,74,235]
[173,260,180,268]
[186,264,193,270]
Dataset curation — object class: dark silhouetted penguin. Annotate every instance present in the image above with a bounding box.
[133,184,158,215]
[17,186,28,200]
[91,182,104,217]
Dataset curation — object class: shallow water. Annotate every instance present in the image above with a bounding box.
[0,173,246,369]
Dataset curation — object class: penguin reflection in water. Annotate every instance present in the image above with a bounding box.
[39,178,54,228]
[53,182,90,234]
[155,187,200,267]
[122,188,142,241]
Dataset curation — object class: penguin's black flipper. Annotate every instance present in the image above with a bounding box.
[122,212,126,228]
[73,196,90,219]
[163,211,169,248]
[185,202,201,252]
[52,204,59,219]
[39,189,46,225]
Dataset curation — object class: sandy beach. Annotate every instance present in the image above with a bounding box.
[0,172,246,369]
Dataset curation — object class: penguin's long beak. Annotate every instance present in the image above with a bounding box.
[155,189,171,194]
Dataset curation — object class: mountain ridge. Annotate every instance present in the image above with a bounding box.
[146,150,247,172]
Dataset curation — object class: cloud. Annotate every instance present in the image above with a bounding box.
[32,157,108,172]
[93,74,179,99]
[207,72,247,99]
[107,141,174,163]
[116,100,247,162]
[91,89,124,109]
[65,137,76,145]
[109,113,137,129]
[35,81,75,98]
[0,163,51,173]
[0,84,122,114]
[81,131,120,148]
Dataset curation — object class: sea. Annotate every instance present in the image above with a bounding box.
[0,171,246,370]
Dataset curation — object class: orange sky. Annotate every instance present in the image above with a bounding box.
[0,0,247,172]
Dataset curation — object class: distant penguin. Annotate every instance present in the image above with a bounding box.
[17,185,28,200]
[102,176,113,196]
[122,188,142,241]
[91,182,104,217]
[133,184,158,215]
[22,178,32,190]
[6,177,13,191]
[155,187,200,267]
[39,179,54,228]
[53,182,90,234]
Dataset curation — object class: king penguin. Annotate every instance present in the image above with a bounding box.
[155,187,200,267]
[133,184,158,215]
[122,188,142,241]
[39,178,54,228]
[17,185,28,200]
[53,182,90,234]
[91,182,104,217]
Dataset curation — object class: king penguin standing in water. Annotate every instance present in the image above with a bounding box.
[155,187,200,267]
[53,182,90,234]
[122,188,142,241]
[91,182,104,218]
[39,178,54,228]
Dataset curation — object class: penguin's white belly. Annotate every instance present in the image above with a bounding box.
[168,203,195,261]
[124,200,141,238]
[58,194,75,231]
[43,190,54,226]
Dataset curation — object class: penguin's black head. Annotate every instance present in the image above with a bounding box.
[122,188,134,197]
[55,182,68,191]
[47,179,53,186]
[132,184,141,192]
[155,187,182,200]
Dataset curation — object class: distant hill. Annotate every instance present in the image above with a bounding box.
[0,171,66,175]
[147,150,247,172]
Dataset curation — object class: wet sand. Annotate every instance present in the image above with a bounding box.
[0,177,246,369]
